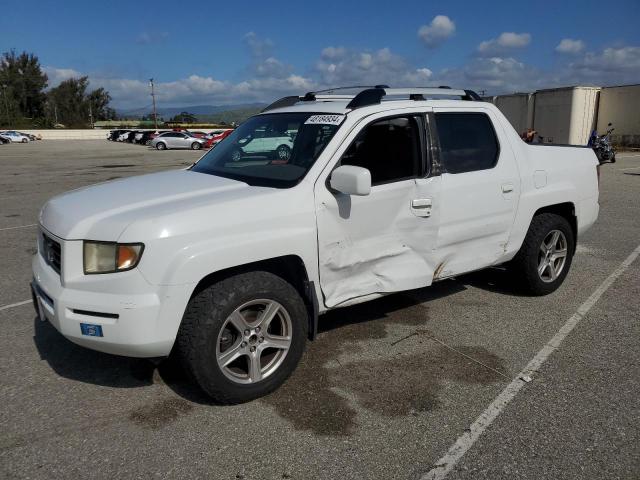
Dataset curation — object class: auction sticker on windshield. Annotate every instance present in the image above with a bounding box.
[304,114,345,125]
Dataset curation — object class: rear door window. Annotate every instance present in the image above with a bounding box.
[434,112,499,174]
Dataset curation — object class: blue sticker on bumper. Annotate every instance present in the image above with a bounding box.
[80,323,103,337]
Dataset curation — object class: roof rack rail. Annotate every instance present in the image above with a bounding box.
[262,86,482,112]
[346,87,481,109]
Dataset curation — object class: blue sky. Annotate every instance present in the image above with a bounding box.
[1,0,639,108]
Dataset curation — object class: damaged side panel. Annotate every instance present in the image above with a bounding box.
[316,177,441,308]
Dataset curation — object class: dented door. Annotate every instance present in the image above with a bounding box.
[314,112,441,308]
[316,177,441,307]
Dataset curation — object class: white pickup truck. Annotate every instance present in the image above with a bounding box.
[32,87,599,403]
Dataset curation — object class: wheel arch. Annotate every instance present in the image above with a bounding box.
[189,255,318,340]
[532,202,577,244]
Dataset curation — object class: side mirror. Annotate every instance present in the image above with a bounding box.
[329,165,371,196]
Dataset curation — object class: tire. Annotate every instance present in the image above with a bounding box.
[275,144,291,161]
[156,142,167,151]
[509,213,575,296]
[191,142,201,150]
[22,138,28,143]
[176,271,308,404]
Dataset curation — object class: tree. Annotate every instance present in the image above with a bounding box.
[87,87,116,121]
[0,50,48,125]
[170,111,197,123]
[47,77,116,127]
[46,76,90,127]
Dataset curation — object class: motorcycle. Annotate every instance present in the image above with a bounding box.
[588,122,616,165]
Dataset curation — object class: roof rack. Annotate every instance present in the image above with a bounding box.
[261,86,482,112]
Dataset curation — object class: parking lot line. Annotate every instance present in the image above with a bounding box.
[421,243,640,480]
[0,223,37,232]
[0,299,32,312]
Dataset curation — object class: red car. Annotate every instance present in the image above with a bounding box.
[204,129,233,148]
[188,131,208,138]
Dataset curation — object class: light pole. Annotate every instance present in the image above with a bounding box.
[149,78,158,130]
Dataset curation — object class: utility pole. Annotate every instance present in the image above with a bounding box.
[88,102,93,128]
[54,103,58,125]
[149,78,158,130]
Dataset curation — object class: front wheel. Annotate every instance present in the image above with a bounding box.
[156,142,167,150]
[191,142,202,150]
[22,138,28,143]
[509,213,575,295]
[176,271,308,404]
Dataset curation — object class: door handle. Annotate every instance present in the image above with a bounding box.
[411,198,432,217]
[501,183,514,193]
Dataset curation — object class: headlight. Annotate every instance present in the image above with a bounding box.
[83,241,144,274]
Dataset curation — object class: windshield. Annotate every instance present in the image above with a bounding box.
[191,112,343,188]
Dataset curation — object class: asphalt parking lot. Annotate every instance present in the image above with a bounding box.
[1,140,638,480]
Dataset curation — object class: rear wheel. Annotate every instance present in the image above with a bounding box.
[22,138,28,143]
[509,213,575,295]
[156,142,167,150]
[176,271,307,404]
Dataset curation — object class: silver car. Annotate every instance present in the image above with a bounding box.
[150,132,206,150]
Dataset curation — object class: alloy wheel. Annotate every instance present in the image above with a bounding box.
[216,299,292,384]
[537,229,568,283]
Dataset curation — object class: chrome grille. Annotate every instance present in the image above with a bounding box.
[41,233,61,274]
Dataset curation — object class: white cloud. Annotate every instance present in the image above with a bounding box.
[136,31,169,45]
[43,67,82,87]
[478,32,531,55]
[244,32,274,58]
[433,56,542,93]
[45,40,640,109]
[316,46,433,86]
[556,39,585,54]
[418,15,456,48]
[565,46,640,84]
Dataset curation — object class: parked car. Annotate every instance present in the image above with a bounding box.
[116,130,131,142]
[18,132,39,141]
[139,130,168,145]
[0,134,10,144]
[31,86,600,404]
[229,126,295,162]
[107,130,124,141]
[125,131,140,143]
[204,129,233,149]
[188,131,207,138]
[134,131,145,144]
[0,130,30,143]
[149,131,206,150]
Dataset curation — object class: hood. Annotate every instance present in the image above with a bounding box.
[40,170,256,240]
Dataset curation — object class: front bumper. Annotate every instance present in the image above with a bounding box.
[31,246,194,358]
